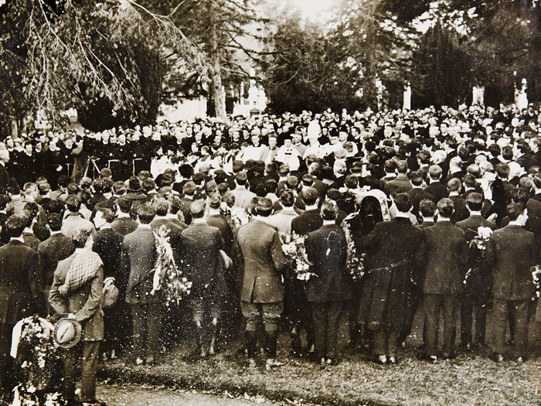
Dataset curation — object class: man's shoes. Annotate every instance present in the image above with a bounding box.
[441,352,456,360]
[265,358,287,370]
[135,357,144,366]
[424,355,438,363]
[490,353,504,363]
[376,355,387,364]
[388,356,397,364]
[516,356,525,363]
[246,358,257,368]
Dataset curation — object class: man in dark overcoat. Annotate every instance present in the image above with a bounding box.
[358,194,425,363]
[486,202,539,361]
[305,201,352,365]
[288,187,322,355]
[121,203,161,365]
[182,200,226,357]
[38,212,75,313]
[0,216,44,396]
[456,192,496,350]
[421,198,468,361]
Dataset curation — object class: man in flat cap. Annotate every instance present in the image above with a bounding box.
[49,227,104,406]
[237,197,288,368]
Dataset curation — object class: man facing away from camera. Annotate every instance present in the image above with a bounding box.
[49,227,104,406]
[237,197,288,369]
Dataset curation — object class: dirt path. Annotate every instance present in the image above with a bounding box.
[97,383,278,406]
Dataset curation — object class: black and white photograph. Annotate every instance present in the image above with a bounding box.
[0,0,541,405]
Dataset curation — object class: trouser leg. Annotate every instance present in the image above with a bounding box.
[423,294,441,356]
[474,302,488,345]
[372,330,386,356]
[442,294,458,356]
[311,302,328,359]
[241,302,261,358]
[63,345,80,403]
[80,341,100,403]
[262,302,283,358]
[131,304,146,360]
[147,304,164,359]
[387,330,399,358]
[512,300,529,358]
[0,323,14,398]
[491,298,508,355]
[460,294,473,346]
[326,301,344,358]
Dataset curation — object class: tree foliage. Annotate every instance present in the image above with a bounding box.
[264,17,362,114]
[0,0,202,132]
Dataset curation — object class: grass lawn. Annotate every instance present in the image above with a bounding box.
[100,314,541,406]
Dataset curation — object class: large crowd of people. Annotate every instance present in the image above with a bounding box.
[1,103,541,405]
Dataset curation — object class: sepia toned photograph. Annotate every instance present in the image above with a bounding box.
[0,0,540,405]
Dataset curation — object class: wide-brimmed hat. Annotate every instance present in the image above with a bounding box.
[53,318,82,349]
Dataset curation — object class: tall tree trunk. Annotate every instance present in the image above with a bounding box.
[208,0,227,120]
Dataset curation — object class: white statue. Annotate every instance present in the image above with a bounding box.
[403,82,412,111]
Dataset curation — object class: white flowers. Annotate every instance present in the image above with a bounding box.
[477,226,493,240]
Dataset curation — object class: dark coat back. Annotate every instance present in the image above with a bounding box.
[37,233,75,300]
[358,218,425,331]
[424,181,448,204]
[291,209,323,236]
[0,240,44,324]
[422,221,469,295]
[181,222,225,299]
[305,224,351,303]
[487,225,538,300]
[122,228,158,304]
[93,228,125,290]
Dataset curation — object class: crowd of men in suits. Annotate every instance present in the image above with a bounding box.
[1,103,541,403]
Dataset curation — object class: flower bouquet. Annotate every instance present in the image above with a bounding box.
[342,221,366,281]
[469,226,493,252]
[281,233,316,281]
[11,316,64,406]
[151,225,192,305]
[464,226,493,286]
[229,207,252,230]
[532,265,541,299]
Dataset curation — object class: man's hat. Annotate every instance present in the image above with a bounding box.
[53,318,83,349]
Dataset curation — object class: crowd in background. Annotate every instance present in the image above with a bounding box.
[1,103,541,405]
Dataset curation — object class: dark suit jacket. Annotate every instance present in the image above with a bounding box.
[305,224,351,303]
[408,187,431,219]
[37,233,75,302]
[0,240,44,324]
[487,225,538,300]
[449,195,468,224]
[93,228,125,292]
[111,217,138,236]
[206,214,234,255]
[456,214,497,296]
[422,221,469,295]
[181,222,225,299]
[122,227,158,304]
[291,209,323,236]
[424,181,449,204]
[384,174,413,196]
[237,219,288,303]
